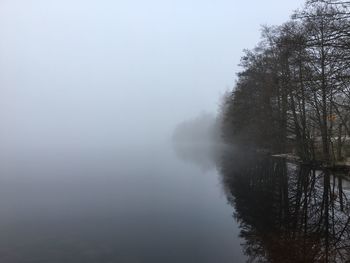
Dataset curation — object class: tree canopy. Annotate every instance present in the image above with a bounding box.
[221,0,350,164]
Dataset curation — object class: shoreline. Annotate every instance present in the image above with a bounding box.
[271,153,350,173]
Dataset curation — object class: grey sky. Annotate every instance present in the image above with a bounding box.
[0,0,305,149]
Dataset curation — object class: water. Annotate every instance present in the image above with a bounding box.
[220,152,350,262]
[1,143,349,262]
[0,143,246,263]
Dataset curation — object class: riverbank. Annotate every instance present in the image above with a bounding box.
[272,153,350,173]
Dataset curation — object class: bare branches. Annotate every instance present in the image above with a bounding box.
[221,0,350,164]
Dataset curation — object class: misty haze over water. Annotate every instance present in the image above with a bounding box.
[2,0,344,262]
[0,0,304,153]
[0,142,247,262]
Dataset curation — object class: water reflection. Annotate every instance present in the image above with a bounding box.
[174,142,350,262]
[172,142,222,172]
[219,151,350,262]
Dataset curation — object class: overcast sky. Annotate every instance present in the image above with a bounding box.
[0,0,305,150]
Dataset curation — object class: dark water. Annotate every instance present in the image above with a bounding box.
[220,151,350,263]
[0,143,349,262]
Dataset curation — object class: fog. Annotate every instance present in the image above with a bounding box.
[0,0,305,153]
[172,113,222,171]
[1,1,332,262]
[172,113,220,143]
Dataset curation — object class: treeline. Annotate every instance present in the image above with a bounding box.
[221,0,350,164]
[173,113,220,144]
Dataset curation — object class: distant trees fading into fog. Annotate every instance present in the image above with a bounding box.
[173,113,220,144]
[172,113,222,171]
[221,0,350,164]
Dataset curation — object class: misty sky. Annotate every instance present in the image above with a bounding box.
[0,0,305,150]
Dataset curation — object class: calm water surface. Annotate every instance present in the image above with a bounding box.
[0,143,246,263]
[1,143,349,262]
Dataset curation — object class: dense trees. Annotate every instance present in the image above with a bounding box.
[221,0,350,164]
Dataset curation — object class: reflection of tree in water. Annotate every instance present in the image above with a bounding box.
[219,151,350,262]
[172,113,222,172]
[172,142,222,172]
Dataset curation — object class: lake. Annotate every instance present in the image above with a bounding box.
[0,142,349,262]
[0,143,246,263]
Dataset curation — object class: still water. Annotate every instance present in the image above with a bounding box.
[0,143,349,262]
[0,143,245,263]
